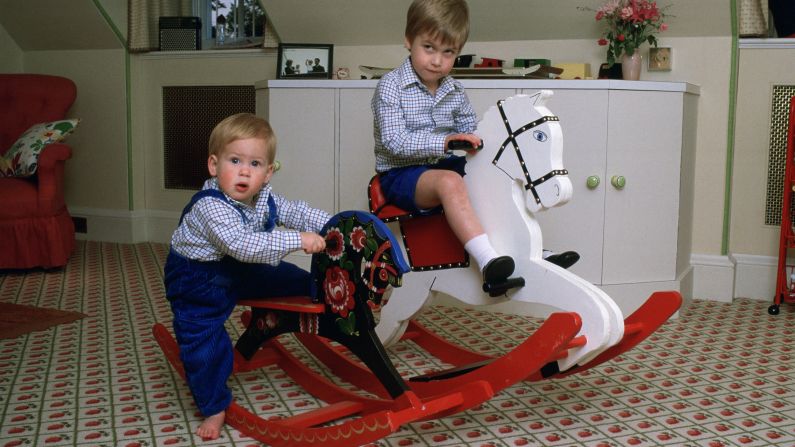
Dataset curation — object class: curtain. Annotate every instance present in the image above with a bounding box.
[128,0,193,52]
[739,0,769,37]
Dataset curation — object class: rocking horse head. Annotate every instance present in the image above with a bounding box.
[470,90,572,214]
[312,211,410,321]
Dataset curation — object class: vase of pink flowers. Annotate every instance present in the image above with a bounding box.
[581,0,669,80]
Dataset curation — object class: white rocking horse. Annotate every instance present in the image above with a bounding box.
[370,91,627,372]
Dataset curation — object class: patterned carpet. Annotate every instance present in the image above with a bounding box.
[1,241,794,447]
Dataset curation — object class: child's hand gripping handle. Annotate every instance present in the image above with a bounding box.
[447,139,483,152]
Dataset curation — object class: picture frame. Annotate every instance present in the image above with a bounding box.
[648,47,672,71]
[276,43,334,79]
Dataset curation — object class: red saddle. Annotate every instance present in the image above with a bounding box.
[368,175,468,271]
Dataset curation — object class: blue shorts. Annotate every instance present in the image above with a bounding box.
[379,155,467,214]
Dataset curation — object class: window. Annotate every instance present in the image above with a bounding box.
[194,0,266,45]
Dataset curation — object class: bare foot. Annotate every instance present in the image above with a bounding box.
[196,410,225,440]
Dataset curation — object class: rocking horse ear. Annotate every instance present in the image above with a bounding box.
[531,90,554,106]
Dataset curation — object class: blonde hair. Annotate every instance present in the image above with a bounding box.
[208,113,276,164]
[405,0,470,49]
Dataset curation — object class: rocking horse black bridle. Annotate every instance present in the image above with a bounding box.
[493,99,568,205]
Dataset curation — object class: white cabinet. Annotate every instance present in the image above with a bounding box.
[266,87,337,212]
[534,89,698,305]
[259,79,699,312]
[603,90,689,285]
[534,89,609,285]
[338,89,377,212]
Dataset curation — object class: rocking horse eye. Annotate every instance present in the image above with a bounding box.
[379,269,388,281]
[533,130,548,142]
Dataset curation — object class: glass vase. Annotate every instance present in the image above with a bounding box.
[621,50,642,80]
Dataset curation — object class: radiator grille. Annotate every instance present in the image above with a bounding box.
[765,85,795,226]
[163,85,255,190]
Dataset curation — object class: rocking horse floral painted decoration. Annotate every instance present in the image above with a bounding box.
[581,0,670,79]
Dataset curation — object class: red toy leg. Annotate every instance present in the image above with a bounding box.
[297,312,582,416]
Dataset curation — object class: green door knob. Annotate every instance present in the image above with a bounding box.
[586,175,600,189]
[611,175,626,189]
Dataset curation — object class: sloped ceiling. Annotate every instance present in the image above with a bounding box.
[0,0,732,52]
[0,0,122,51]
[265,0,731,46]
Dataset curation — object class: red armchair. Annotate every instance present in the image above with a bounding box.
[0,74,76,269]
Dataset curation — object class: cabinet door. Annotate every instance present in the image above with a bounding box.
[268,88,337,213]
[603,90,683,284]
[339,89,376,212]
[467,88,518,119]
[529,89,609,284]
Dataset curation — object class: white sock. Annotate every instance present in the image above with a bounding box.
[464,233,499,271]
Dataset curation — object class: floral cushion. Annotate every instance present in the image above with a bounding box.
[0,119,79,178]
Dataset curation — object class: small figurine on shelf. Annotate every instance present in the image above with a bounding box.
[474,57,503,68]
[334,67,350,80]
[215,14,226,46]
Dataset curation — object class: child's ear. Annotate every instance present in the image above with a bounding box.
[207,155,218,177]
[262,162,276,184]
[404,36,412,50]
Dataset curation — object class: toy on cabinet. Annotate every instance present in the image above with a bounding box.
[474,57,503,68]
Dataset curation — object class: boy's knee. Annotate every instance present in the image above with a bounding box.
[436,170,467,194]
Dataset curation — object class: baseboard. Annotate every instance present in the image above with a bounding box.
[70,207,179,244]
[690,254,735,302]
[730,253,777,301]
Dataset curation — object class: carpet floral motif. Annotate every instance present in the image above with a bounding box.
[0,241,794,446]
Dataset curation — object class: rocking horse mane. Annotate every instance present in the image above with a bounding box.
[311,211,410,311]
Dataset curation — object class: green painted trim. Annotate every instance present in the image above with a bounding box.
[722,0,739,256]
[92,0,125,46]
[91,0,134,210]
[124,53,133,211]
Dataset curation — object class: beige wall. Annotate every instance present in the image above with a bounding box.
[0,1,756,267]
[732,46,795,257]
[131,52,278,217]
[0,23,23,72]
[97,0,127,41]
[7,0,789,298]
[24,50,128,212]
[3,29,734,261]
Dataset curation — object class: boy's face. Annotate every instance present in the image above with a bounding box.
[405,32,460,92]
[208,137,274,206]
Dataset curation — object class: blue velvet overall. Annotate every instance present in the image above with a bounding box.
[164,189,312,416]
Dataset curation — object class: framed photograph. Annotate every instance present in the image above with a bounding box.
[648,47,672,71]
[276,43,334,79]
